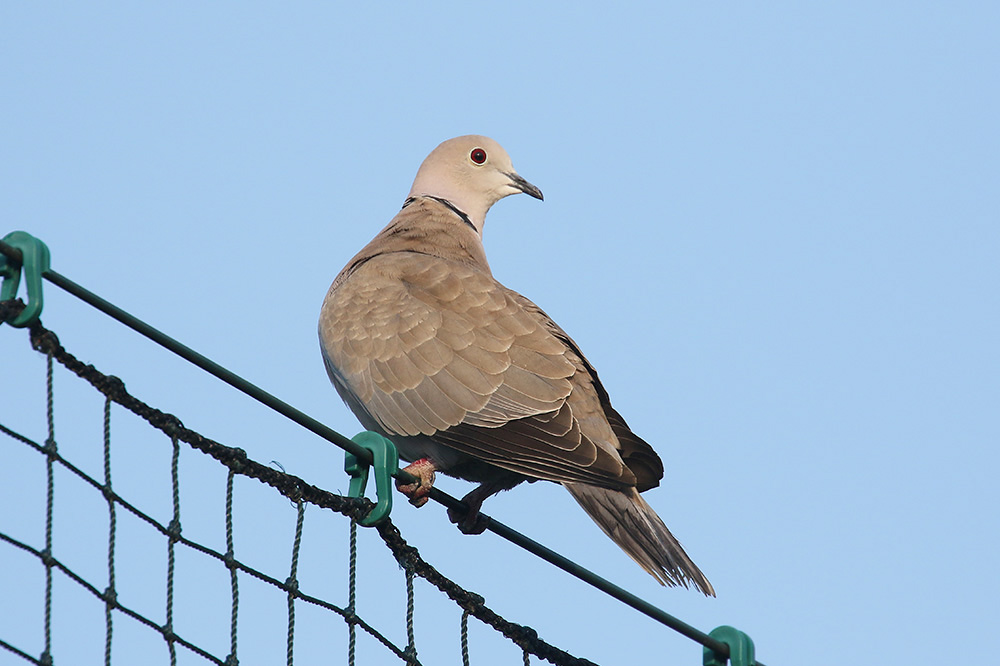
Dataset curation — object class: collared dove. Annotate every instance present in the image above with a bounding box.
[319,135,714,594]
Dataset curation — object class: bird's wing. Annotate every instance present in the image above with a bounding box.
[319,250,638,488]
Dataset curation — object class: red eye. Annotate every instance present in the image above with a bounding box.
[470,148,487,164]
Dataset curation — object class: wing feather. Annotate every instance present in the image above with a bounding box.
[319,246,644,487]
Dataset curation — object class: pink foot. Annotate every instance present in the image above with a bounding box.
[396,458,436,507]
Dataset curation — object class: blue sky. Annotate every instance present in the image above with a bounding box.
[2,3,998,665]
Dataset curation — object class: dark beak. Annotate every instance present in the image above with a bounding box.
[506,172,544,201]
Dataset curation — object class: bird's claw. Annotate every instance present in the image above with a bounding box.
[395,458,436,508]
[447,506,490,534]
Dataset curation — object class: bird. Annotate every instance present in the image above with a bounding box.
[318,135,714,594]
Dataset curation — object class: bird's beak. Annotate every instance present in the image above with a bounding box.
[506,172,544,201]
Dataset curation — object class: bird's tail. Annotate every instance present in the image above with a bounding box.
[563,483,715,596]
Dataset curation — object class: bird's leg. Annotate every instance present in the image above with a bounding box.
[395,458,437,507]
[448,478,520,535]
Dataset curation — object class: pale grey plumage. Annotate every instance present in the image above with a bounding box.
[318,135,713,594]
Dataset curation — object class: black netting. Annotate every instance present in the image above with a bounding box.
[1,301,597,666]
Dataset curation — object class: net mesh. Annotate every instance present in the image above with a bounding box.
[0,305,597,666]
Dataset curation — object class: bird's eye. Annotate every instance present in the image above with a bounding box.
[470,148,487,165]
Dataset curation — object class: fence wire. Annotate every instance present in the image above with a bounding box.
[0,301,598,666]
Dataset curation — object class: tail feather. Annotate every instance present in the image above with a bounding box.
[563,483,715,596]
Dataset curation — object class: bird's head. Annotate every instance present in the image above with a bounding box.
[408,135,543,232]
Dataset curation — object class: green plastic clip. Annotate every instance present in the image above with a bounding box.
[344,431,400,527]
[0,231,51,328]
[703,625,756,666]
